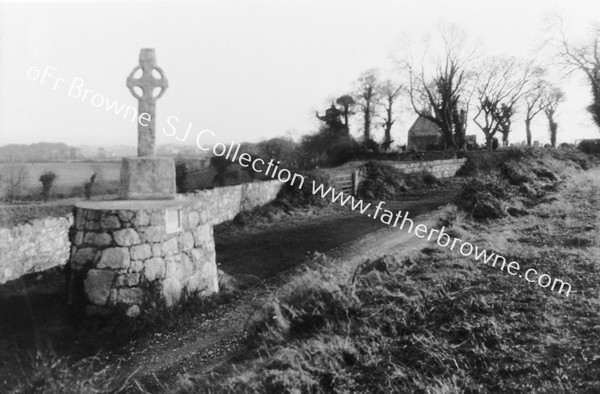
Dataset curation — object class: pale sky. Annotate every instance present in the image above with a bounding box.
[1,0,600,149]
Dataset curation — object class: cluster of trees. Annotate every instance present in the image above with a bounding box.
[295,70,405,168]
[1,164,57,203]
[303,25,600,157]
[187,25,600,188]
[403,28,570,151]
[406,25,600,151]
[0,143,78,162]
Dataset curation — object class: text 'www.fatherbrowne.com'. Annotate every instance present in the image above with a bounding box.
[310,181,573,298]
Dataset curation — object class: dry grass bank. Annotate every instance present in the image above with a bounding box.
[176,149,600,393]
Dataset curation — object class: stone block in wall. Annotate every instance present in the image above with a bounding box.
[130,244,152,260]
[71,247,97,268]
[165,255,184,283]
[84,270,115,305]
[116,273,140,287]
[86,210,101,221]
[162,237,179,256]
[100,215,121,230]
[151,244,163,258]
[141,226,166,243]
[84,232,112,247]
[193,224,213,247]
[74,231,84,246]
[113,228,141,246]
[75,209,86,230]
[129,260,143,273]
[180,253,195,283]
[97,247,130,270]
[117,288,144,304]
[143,257,166,281]
[187,270,218,295]
[126,305,140,317]
[181,232,194,251]
[150,211,166,226]
[188,211,200,227]
[118,210,135,224]
[86,221,100,231]
[162,277,182,307]
[190,248,206,269]
[133,210,150,227]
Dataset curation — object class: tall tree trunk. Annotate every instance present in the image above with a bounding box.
[486,134,493,152]
[384,127,391,146]
[525,119,532,146]
[550,121,558,147]
[364,105,371,141]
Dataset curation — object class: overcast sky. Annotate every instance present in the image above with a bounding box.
[1,0,599,149]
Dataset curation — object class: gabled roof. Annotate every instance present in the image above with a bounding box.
[408,115,442,137]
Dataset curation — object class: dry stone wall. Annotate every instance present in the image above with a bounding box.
[327,158,467,192]
[0,215,73,284]
[0,179,283,315]
[70,204,218,317]
[69,179,283,316]
[384,158,467,178]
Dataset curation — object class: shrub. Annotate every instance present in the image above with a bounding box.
[362,138,380,154]
[39,171,57,202]
[326,138,361,166]
[500,160,534,185]
[358,161,407,200]
[3,162,28,203]
[298,132,360,169]
[550,145,597,170]
[175,161,189,193]
[456,152,505,177]
[454,176,511,220]
[83,173,96,200]
[422,172,438,186]
[232,171,330,226]
[578,139,600,154]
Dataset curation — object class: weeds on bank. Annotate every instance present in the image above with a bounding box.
[10,349,127,394]
[358,161,442,200]
[176,149,600,393]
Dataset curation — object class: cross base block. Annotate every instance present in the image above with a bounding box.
[120,157,176,200]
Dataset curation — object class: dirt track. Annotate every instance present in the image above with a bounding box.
[116,190,458,391]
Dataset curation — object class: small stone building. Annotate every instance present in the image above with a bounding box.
[406,115,444,151]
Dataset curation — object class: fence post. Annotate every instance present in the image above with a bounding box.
[352,169,359,196]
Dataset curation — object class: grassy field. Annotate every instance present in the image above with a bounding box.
[0,161,121,194]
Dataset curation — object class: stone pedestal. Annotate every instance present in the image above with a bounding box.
[120,157,176,200]
[69,199,218,317]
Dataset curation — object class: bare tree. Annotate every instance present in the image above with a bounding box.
[355,70,380,142]
[378,79,403,151]
[335,95,356,130]
[3,162,29,203]
[541,86,565,147]
[557,25,600,130]
[473,57,535,150]
[406,26,475,151]
[524,76,548,146]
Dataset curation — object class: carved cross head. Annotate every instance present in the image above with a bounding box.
[127,48,168,101]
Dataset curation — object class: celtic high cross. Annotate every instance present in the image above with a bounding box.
[127,48,168,157]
